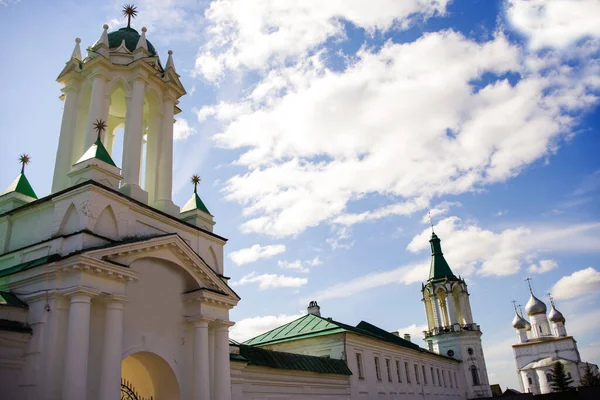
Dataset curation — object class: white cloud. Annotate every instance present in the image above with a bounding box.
[551,267,600,300]
[195,0,450,80]
[173,118,198,140]
[201,27,599,238]
[305,218,600,302]
[394,323,428,343]
[420,201,462,224]
[278,256,322,274]
[228,244,286,266]
[528,259,558,274]
[230,313,304,342]
[233,271,308,290]
[507,0,600,50]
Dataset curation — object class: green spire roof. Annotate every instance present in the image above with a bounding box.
[108,27,157,56]
[428,232,456,281]
[181,192,211,214]
[76,137,116,167]
[1,173,37,199]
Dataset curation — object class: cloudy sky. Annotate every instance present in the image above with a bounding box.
[2,0,600,390]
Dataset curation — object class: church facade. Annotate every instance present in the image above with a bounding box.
[0,13,499,400]
[511,287,599,394]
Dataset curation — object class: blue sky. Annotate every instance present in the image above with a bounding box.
[1,0,600,390]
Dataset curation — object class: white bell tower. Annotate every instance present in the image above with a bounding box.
[422,231,492,398]
[52,19,186,216]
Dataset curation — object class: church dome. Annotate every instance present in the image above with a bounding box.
[108,27,157,56]
[548,305,565,324]
[525,293,547,316]
[512,313,527,330]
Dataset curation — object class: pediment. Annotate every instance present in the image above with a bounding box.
[82,234,239,303]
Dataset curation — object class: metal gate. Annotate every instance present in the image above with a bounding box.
[121,379,154,400]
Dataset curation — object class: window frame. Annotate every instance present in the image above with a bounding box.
[431,367,436,386]
[437,368,441,387]
[385,358,392,382]
[414,364,420,384]
[356,353,365,380]
[374,356,382,381]
[396,360,402,383]
[405,361,411,383]
[422,365,427,385]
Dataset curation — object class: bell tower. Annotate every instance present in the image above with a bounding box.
[421,230,492,398]
[51,14,185,215]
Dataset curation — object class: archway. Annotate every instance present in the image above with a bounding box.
[121,351,180,400]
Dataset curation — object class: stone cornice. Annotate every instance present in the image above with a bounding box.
[57,255,140,282]
[182,288,238,309]
[60,286,102,298]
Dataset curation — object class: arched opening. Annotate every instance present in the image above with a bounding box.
[143,89,162,203]
[95,205,119,239]
[423,290,435,330]
[121,351,180,400]
[72,84,92,164]
[470,365,480,386]
[452,285,464,324]
[546,373,552,382]
[436,289,449,327]
[108,83,128,169]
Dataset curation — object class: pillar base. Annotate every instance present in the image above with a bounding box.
[120,184,148,204]
[154,199,180,217]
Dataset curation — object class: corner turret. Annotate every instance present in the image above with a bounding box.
[0,154,37,213]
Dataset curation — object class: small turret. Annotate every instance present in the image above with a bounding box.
[0,154,38,213]
[548,295,567,337]
[71,38,82,61]
[180,175,214,231]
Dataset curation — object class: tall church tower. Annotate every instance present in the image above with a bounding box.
[422,231,492,398]
[52,19,185,215]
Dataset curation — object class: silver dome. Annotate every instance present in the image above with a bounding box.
[548,305,565,324]
[525,292,547,316]
[512,313,528,329]
[525,320,532,331]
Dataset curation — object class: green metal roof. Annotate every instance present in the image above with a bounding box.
[0,291,28,308]
[0,254,62,278]
[1,173,37,199]
[428,232,456,281]
[108,27,157,56]
[181,192,211,215]
[243,314,345,346]
[234,344,352,375]
[76,137,117,167]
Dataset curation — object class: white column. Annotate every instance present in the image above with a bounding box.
[122,79,145,186]
[447,293,458,326]
[99,299,125,400]
[144,113,161,204]
[62,293,93,400]
[156,99,175,203]
[52,84,80,193]
[84,74,108,150]
[193,320,211,400]
[209,327,215,400]
[429,296,441,329]
[213,321,233,400]
[464,293,474,324]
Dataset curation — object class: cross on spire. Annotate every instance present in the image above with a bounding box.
[122,4,138,28]
[191,174,201,193]
[428,211,434,234]
[511,300,518,313]
[547,292,555,307]
[19,154,31,174]
[518,304,524,316]
[525,277,533,293]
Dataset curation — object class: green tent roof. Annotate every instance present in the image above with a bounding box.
[1,173,37,199]
[108,27,157,56]
[181,192,211,215]
[244,314,344,346]
[76,137,117,167]
[428,232,456,281]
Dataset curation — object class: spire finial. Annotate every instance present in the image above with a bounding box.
[525,277,533,293]
[122,4,138,28]
[547,292,555,307]
[428,210,435,234]
[518,304,524,316]
[191,175,200,193]
[19,154,31,174]
[93,119,107,141]
[511,300,519,313]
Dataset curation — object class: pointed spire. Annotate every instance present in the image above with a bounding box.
[428,231,455,281]
[135,27,148,51]
[75,120,116,167]
[165,50,176,72]
[181,175,211,214]
[1,154,37,199]
[93,24,110,57]
[71,38,82,61]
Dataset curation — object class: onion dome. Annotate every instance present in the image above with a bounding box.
[524,320,532,331]
[525,292,547,316]
[108,27,157,56]
[548,305,566,324]
[512,312,527,330]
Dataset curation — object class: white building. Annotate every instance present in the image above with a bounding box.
[511,287,599,394]
[240,231,493,400]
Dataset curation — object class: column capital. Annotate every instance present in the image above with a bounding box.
[61,83,81,94]
[212,319,235,330]
[88,71,111,82]
[186,315,214,326]
[128,74,149,85]
[60,286,102,299]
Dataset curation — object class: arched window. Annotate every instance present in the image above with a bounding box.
[527,377,532,385]
[546,373,552,382]
[470,365,480,386]
[539,326,543,335]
